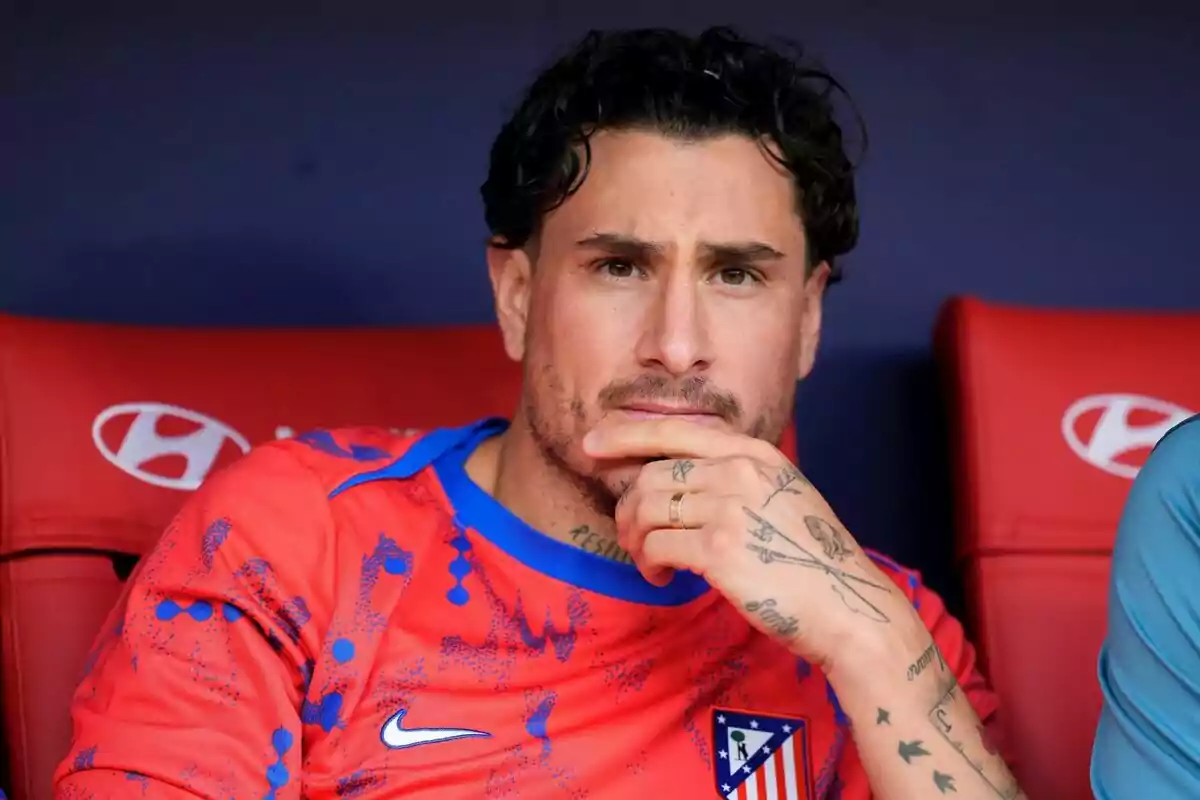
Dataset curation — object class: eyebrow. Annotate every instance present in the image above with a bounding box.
[575,232,786,262]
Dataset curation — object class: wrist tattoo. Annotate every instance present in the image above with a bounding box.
[906,641,946,681]
[928,676,1023,798]
[744,597,800,640]
[569,525,634,566]
[876,668,1021,798]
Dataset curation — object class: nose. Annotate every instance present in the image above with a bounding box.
[634,267,713,376]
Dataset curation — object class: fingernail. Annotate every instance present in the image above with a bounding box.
[644,568,673,587]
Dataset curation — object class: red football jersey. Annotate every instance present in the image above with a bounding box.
[55,418,998,799]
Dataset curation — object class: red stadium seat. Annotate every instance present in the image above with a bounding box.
[935,296,1200,800]
[0,313,797,800]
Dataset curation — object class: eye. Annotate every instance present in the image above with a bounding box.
[716,267,760,287]
[596,258,642,279]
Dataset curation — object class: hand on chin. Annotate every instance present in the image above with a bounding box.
[581,416,905,671]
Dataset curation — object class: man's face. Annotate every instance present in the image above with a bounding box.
[489,130,827,514]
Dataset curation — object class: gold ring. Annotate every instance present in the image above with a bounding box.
[668,492,686,526]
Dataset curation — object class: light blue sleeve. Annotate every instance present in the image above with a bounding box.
[1092,414,1200,799]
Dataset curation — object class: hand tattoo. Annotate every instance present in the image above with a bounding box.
[744,508,782,543]
[671,459,695,483]
[741,508,890,623]
[761,464,809,507]
[804,515,852,561]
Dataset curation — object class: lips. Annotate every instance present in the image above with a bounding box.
[616,405,725,425]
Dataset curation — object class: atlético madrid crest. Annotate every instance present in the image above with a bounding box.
[712,708,813,799]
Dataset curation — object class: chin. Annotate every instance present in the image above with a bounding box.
[594,462,644,501]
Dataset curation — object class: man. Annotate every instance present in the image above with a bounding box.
[56,27,1022,799]
[1092,413,1200,798]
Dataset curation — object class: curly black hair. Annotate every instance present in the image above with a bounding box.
[481,26,865,282]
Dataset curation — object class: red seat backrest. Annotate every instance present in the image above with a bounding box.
[934,296,1200,800]
[0,313,797,800]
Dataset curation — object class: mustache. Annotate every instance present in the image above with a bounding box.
[597,375,742,422]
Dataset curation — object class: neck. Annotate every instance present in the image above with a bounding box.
[465,413,621,552]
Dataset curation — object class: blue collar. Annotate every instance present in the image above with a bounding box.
[331,418,711,607]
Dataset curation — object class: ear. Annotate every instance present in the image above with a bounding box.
[796,261,830,380]
[487,244,534,362]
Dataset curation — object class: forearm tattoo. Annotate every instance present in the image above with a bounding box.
[877,652,1022,798]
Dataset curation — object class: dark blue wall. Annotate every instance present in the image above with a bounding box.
[6,0,1199,609]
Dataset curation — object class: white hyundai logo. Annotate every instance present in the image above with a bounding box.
[1061,393,1194,479]
[92,402,251,491]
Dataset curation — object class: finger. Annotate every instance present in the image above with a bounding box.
[584,418,773,461]
[634,456,800,506]
[638,560,674,588]
[638,527,712,585]
[616,489,718,553]
[632,457,724,492]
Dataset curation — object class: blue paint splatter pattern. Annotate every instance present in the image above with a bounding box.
[124,771,150,794]
[72,746,97,771]
[438,549,592,691]
[815,726,848,797]
[335,769,385,797]
[295,430,392,462]
[601,657,652,702]
[263,727,294,800]
[482,690,583,799]
[354,534,414,635]
[826,682,849,727]
[367,656,430,719]
[200,518,232,572]
[298,532,416,739]
[525,691,556,759]
[233,558,313,646]
[446,517,474,607]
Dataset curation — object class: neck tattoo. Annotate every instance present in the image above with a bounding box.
[568,525,635,566]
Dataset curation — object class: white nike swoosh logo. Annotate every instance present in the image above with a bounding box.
[380,708,491,750]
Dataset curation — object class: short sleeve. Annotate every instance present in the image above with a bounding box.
[54,443,336,799]
[1092,415,1200,800]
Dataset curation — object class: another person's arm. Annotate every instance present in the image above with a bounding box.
[54,444,334,798]
[1092,415,1200,799]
